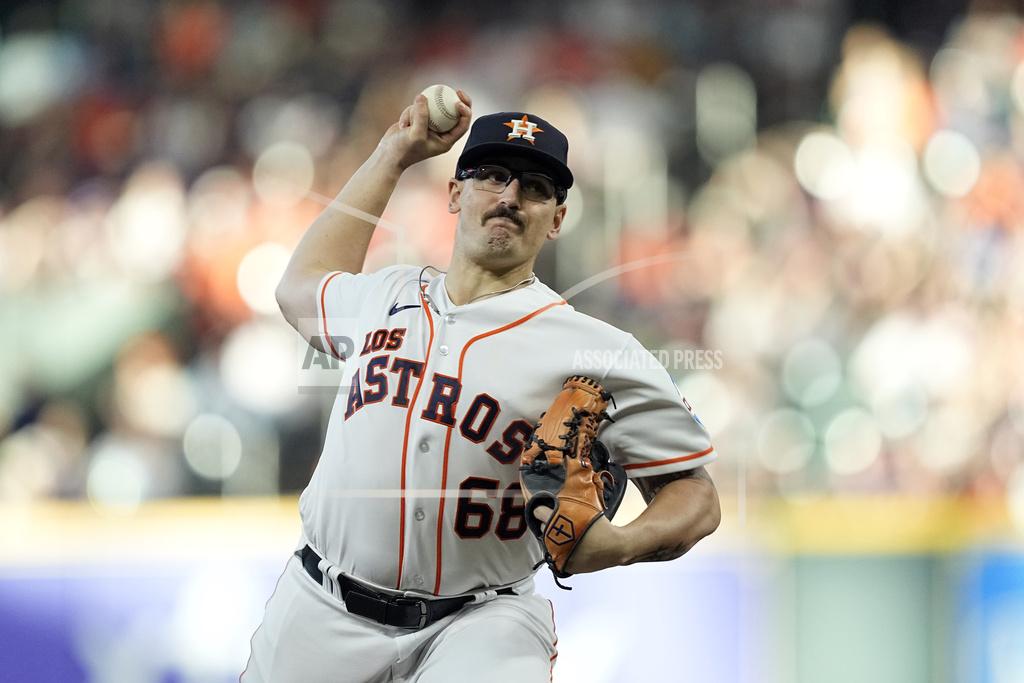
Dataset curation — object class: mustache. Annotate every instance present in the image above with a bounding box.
[482,205,524,228]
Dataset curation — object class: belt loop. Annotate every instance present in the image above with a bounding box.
[473,589,500,605]
[317,559,338,600]
[325,564,345,601]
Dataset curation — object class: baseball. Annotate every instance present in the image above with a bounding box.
[421,84,461,133]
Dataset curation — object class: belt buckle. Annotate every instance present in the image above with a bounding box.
[394,597,428,629]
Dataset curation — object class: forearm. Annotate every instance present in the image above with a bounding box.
[272,90,471,344]
[281,147,403,281]
[620,476,721,564]
[563,472,720,575]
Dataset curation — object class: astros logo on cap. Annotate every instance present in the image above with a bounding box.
[504,115,544,145]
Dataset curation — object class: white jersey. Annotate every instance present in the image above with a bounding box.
[299,264,715,596]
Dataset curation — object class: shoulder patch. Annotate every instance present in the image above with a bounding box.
[681,396,706,429]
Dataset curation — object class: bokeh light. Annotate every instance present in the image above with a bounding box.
[0,197,53,293]
[793,131,856,201]
[219,321,303,415]
[850,313,972,404]
[756,409,816,475]
[834,142,926,235]
[912,406,980,474]
[931,48,989,114]
[86,439,149,514]
[188,167,252,242]
[237,242,291,315]
[869,384,930,440]
[824,408,883,475]
[0,34,85,125]
[183,414,243,481]
[696,63,756,164]
[0,428,57,501]
[252,142,315,208]
[116,362,196,438]
[782,338,842,408]
[106,165,188,281]
[923,130,981,197]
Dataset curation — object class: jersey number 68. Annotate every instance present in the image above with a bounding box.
[453,478,527,541]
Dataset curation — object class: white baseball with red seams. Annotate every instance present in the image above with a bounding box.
[301,264,716,597]
[421,84,460,133]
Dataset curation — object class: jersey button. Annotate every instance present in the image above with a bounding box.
[445,314,455,325]
[414,508,425,521]
[419,440,430,453]
[439,344,449,356]
[413,575,425,586]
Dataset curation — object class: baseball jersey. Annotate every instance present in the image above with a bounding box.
[298,264,715,597]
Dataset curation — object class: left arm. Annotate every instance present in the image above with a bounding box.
[565,465,721,573]
[625,465,721,563]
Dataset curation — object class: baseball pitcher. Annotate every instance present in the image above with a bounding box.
[242,89,720,682]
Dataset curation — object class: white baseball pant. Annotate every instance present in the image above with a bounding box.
[241,555,558,682]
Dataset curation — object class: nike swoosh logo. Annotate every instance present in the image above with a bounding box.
[389,303,421,316]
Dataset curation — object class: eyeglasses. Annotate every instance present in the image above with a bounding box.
[456,165,566,204]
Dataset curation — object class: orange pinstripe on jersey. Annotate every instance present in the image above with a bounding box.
[547,598,558,681]
[432,300,567,594]
[395,286,436,590]
[319,272,345,359]
[621,445,715,470]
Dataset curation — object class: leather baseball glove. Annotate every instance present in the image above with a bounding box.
[519,375,627,589]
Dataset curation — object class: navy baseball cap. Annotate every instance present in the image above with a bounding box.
[456,112,573,189]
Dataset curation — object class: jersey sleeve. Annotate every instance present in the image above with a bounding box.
[596,335,715,478]
[315,264,420,359]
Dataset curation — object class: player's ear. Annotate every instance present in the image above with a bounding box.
[546,203,567,241]
[447,179,463,214]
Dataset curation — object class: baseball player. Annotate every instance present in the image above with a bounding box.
[242,90,720,682]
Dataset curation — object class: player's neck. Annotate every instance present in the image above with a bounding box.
[444,257,536,306]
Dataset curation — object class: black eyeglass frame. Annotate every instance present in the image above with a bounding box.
[456,165,568,205]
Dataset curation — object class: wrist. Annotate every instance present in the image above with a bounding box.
[369,145,409,177]
[613,523,637,567]
[590,517,633,571]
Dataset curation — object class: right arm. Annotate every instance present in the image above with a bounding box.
[275,90,472,349]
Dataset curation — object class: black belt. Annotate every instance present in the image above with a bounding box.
[296,545,513,630]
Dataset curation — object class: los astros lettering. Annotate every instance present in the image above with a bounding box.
[345,327,533,464]
[360,327,406,356]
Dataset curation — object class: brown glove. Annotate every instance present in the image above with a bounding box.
[519,375,626,589]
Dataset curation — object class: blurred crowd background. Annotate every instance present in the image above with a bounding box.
[3,1,1024,682]
[3,0,1023,512]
